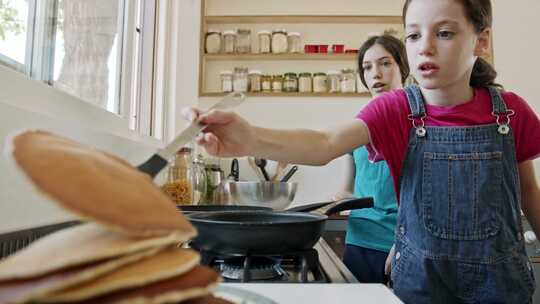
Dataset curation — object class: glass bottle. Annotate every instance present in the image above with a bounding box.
[191,154,207,205]
[233,67,249,92]
[272,75,284,92]
[249,70,262,92]
[327,70,341,93]
[257,30,272,53]
[271,30,288,54]
[220,70,233,93]
[313,72,328,93]
[340,68,356,93]
[261,74,273,92]
[287,32,302,53]
[205,30,222,54]
[283,72,298,92]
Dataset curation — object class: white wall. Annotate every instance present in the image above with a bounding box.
[176,0,540,205]
[0,66,162,233]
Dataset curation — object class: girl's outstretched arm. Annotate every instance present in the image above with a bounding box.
[519,161,540,236]
[189,108,370,165]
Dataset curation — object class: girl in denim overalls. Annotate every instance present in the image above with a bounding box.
[189,0,540,302]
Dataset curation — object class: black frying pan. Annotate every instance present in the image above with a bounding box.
[186,197,373,255]
[177,205,271,215]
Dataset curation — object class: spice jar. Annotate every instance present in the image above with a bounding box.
[261,74,272,92]
[233,67,248,92]
[257,30,272,53]
[248,70,262,92]
[222,30,237,53]
[327,70,341,93]
[205,30,221,54]
[271,30,288,54]
[220,70,233,93]
[272,75,283,92]
[236,28,251,54]
[313,72,328,93]
[298,72,312,93]
[340,68,356,93]
[287,32,301,53]
[283,72,298,92]
[161,147,194,205]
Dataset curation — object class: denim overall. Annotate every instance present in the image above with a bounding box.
[391,85,535,303]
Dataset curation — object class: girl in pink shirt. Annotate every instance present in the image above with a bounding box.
[187,0,540,302]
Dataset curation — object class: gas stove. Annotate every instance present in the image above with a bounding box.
[194,239,357,283]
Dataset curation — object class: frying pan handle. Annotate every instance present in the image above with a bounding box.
[324,197,374,216]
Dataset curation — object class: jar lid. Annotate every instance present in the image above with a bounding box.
[287,32,301,36]
[341,68,355,73]
[223,30,237,35]
[327,70,340,75]
[272,29,287,34]
[314,72,327,76]
[299,72,312,77]
[273,74,284,78]
[237,28,251,34]
[258,30,271,35]
[249,70,262,75]
[220,70,233,75]
[284,72,297,77]
[206,29,221,34]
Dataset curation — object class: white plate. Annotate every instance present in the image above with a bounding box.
[214,285,278,304]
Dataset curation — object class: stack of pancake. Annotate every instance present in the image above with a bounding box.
[0,130,231,304]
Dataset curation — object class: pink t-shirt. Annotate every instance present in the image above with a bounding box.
[356,87,540,201]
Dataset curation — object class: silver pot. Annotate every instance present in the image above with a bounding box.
[221,181,298,210]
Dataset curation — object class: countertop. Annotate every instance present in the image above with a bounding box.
[220,283,403,304]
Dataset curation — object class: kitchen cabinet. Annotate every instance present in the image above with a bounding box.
[199,0,404,97]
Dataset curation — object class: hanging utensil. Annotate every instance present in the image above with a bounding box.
[254,158,270,181]
[137,92,245,178]
[279,165,298,182]
[227,158,240,181]
[271,162,288,181]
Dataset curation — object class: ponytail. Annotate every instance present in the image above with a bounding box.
[470,57,501,88]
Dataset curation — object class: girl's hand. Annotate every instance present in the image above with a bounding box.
[181,107,255,157]
[385,244,395,275]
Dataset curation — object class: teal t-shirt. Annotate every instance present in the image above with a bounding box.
[345,147,398,252]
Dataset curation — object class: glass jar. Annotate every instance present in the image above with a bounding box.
[222,30,237,53]
[287,32,301,53]
[340,68,357,93]
[257,30,271,53]
[161,147,194,205]
[236,28,251,54]
[313,72,328,93]
[261,74,272,92]
[248,70,262,92]
[233,67,248,92]
[271,30,288,54]
[220,70,233,93]
[272,75,283,92]
[298,72,312,93]
[283,72,298,92]
[203,163,225,204]
[327,71,341,93]
[205,30,221,54]
[191,154,207,205]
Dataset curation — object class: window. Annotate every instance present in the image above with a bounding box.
[0,0,163,139]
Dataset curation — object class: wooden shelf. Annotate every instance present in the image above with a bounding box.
[205,15,403,24]
[200,92,370,98]
[204,53,358,61]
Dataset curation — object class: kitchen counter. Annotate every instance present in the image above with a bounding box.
[221,283,403,303]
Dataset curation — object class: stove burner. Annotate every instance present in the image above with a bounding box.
[198,249,326,283]
[219,256,286,280]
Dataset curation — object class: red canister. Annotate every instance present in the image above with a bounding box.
[332,44,345,53]
[304,44,319,53]
[319,44,329,53]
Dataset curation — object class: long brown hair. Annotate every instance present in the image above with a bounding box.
[402,0,500,88]
[357,35,410,89]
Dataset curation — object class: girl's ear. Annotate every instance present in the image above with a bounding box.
[474,28,491,56]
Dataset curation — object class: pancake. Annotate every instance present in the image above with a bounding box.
[0,223,186,281]
[9,130,196,237]
[38,248,201,303]
[69,265,220,304]
[184,295,235,304]
[0,247,161,304]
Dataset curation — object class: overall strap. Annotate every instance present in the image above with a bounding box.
[404,85,427,137]
[487,86,515,135]
[404,85,426,117]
